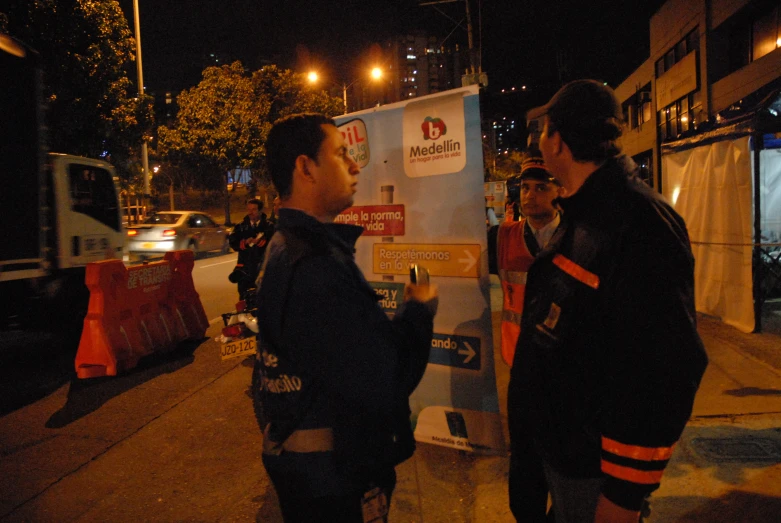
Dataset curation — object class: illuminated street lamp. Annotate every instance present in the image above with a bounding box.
[308,67,384,115]
[132,0,150,200]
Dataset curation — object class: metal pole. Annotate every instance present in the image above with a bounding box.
[133,0,150,198]
[343,83,348,114]
[752,131,764,332]
[464,0,475,72]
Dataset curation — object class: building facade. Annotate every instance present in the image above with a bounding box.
[616,0,781,333]
[347,32,472,112]
[615,0,781,190]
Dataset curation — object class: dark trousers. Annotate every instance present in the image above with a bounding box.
[509,419,551,522]
[263,451,395,523]
[237,272,258,301]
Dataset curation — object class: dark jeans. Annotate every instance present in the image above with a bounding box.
[542,461,605,523]
[263,451,396,523]
[509,419,550,522]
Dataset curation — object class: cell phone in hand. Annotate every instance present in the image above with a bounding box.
[409,263,430,285]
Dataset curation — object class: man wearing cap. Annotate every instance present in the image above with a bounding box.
[508,80,707,522]
[498,146,562,367]
[499,146,562,521]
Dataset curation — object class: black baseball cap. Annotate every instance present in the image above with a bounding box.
[527,79,623,146]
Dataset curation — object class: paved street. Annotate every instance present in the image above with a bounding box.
[1,276,780,522]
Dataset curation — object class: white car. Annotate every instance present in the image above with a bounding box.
[127,211,230,259]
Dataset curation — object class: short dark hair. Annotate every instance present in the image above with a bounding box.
[529,79,624,164]
[247,198,262,210]
[265,113,336,198]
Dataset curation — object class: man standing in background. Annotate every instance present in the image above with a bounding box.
[228,198,271,300]
[499,147,562,522]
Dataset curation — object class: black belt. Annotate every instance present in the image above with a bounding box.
[262,425,334,455]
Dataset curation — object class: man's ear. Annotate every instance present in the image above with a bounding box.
[549,130,564,157]
[294,155,315,183]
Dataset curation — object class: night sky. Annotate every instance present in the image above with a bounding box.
[117,0,666,118]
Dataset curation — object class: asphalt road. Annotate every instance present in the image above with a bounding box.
[0,252,241,418]
[3,265,781,522]
[0,250,283,521]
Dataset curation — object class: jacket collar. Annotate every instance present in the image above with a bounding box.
[558,155,638,217]
[277,208,364,255]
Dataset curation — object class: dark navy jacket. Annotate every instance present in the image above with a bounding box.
[508,156,708,511]
[256,208,434,496]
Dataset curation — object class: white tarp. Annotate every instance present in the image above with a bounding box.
[662,137,755,332]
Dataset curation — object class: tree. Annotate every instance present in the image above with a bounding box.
[158,62,342,224]
[157,62,268,224]
[2,0,153,166]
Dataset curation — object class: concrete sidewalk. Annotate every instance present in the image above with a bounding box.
[3,280,779,522]
[390,283,781,522]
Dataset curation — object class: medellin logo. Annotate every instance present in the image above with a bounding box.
[421,117,447,141]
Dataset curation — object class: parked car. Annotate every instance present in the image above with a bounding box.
[127,211,230,259]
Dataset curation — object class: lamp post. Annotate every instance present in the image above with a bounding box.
[308,68,384,114]
[132,0,150,200]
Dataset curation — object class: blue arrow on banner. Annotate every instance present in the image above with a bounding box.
[428,333,481,371]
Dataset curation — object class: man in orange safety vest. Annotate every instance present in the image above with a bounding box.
[497,147,563,367]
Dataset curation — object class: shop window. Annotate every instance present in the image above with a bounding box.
[632,151,654,188]
[656,29,698,77]
[659,108,669,141]
[686,28,699,54]
[680,97,690,133]
[691,91,703,127]
[753,6,779,61]
[665,48,676,70]
[675,39,688,61]
[641,98,653,124]
[656,58,665,78]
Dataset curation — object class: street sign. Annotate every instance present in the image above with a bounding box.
[372,243,480,278]
[429,333,480,370]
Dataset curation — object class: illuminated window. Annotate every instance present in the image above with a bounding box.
[753,6,779,60]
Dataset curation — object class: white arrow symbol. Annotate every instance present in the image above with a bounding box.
[458,249,477,273]
[458,342,476,364]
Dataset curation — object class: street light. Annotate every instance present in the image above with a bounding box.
[132,0,150,201]
[307,67,384,115]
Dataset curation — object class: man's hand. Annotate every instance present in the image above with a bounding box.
[404,283,439,316]
[593,494,640,523]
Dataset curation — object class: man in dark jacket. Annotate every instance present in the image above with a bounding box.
[228,198,272,299]
[508,80,708,523]
[255,113,438,522]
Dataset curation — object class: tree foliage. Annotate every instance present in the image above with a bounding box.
[2,0,153,165]
[157,62,342,223]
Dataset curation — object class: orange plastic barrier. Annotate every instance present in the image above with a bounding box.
[75,250,208,378]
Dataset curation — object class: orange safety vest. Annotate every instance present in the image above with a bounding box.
[497,218,535,366]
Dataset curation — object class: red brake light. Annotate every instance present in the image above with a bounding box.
[162,229,177,237]
[222,323,245,338]
[127,229,138,237]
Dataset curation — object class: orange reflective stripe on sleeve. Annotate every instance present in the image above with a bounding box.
[602,436,675,462]
[601,461,665,485]
[552,254,600,289]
